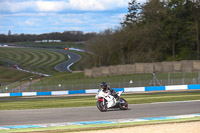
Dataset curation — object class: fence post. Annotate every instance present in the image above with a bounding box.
[168,72,171,85]
[19,80,22,92]
[182,72,185,85]
[30,77,32,92]
[198,71,200,84]
[0,82,1,93]
[78,77,82,90]
[65,78,68,90]
[39,79,42,92]
[52,79,55,91]
[137,73,139,86]
[48,80,51,92]
[93,77,95,89]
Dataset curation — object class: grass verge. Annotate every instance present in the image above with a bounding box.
[1,116,200,133]
[0,91,200,110]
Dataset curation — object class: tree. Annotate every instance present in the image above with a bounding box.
[139,0,168,62]
[163,0,191,60]
[190,0,200,59]
[8,30,11,36]
[85,0,200,68]
[121,0,141,27]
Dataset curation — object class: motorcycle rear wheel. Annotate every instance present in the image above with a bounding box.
[119,98,128,110]
[96,100,107,112]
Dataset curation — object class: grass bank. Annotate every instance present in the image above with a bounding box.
[0,66,38,84]
[0,47,68,74]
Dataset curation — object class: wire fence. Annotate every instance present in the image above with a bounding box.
[1,72,200,93]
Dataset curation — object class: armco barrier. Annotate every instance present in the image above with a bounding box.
[0,84,200,97]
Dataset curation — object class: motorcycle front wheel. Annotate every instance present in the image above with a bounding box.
[96,100,107,112]
[119,98,128,110]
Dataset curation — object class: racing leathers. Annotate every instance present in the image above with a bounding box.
[99,86,119,101]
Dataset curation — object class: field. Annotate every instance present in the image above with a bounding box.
[0,91,200,110]
[0,47,68,74]
[0,66,38,84]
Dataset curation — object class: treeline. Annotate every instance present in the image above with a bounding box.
[0,31,96,43]
[85,0,200,68]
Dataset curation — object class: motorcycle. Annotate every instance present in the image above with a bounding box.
[95,90,128,112]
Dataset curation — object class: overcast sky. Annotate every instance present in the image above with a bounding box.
[0,0,146,34]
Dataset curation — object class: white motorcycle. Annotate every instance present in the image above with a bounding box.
[95,90,128,112]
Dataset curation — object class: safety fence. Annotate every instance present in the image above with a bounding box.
[0,84,200,97]
[1,72,200,93]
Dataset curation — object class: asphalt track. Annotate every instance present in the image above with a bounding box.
[0,100,200,126]
[49,49,81,72]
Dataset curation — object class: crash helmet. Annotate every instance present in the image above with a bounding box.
[100,82,107,90]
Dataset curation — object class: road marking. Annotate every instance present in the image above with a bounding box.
[139,116,178,121]
[1,113,200,130]
[137,100,200,105]
[3,125,41,129]
[72,121,115,125]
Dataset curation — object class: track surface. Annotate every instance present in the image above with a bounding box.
[49,49,81,72]
[0,101,200,126]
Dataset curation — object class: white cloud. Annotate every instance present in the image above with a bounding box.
[0,13,50,17]
[24,20,38,26]
[91,23,119,30]
[50,26,81,31]
[0,1,36,12]
[68,0,105,11]
[36,1,68,12]
[25,20,34,26]
[0,0,132,12]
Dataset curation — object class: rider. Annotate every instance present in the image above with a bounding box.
[99,82,119,100]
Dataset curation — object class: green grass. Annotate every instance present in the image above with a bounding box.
[0,47,68,74]
[0,91,200,110]
[15,42,85,49]
[0,66,38,83]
